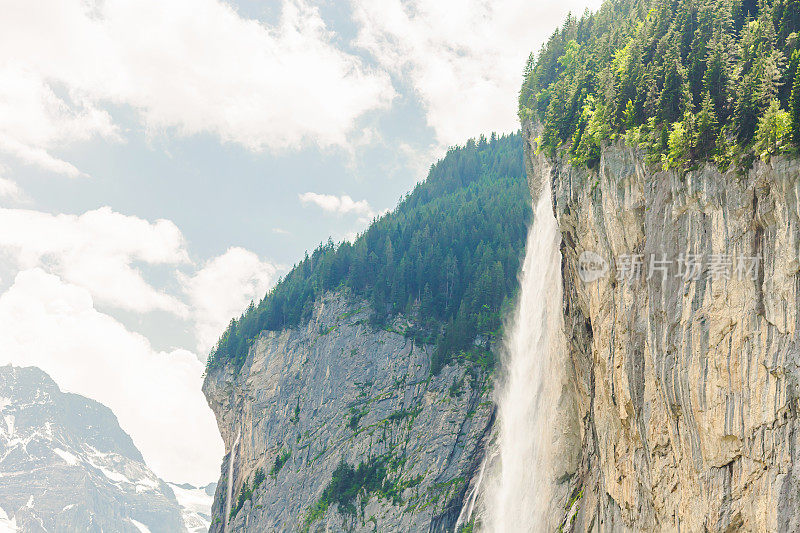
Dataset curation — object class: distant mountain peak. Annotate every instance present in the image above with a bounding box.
[0,365,209,532]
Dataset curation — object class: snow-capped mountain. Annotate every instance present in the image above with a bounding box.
[166,482,215,533]
[0,365,199,532]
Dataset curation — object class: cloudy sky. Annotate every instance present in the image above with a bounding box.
[0,0,602,486]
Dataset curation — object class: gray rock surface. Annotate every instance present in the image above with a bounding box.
[0,365,187,532]
[522,122,800,532]
[203,291,493,532]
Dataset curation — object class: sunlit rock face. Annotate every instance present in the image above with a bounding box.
[525,122,800,532]
[0,365,187,532]
[203,292,494,532]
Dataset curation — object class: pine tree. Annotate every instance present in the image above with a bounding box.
[624,99,636,130]
[519,52,536,113]
[421,283,433,317]
[696,92,720,157]
[758,51,785,107]
[791,63,800,144]
[659,49,689,124]
[735,67,762,142]
[704,35,733,120]
[779,0,800,42]
[781,47,800,105]
[688,3,716,106]
[714,130,733,170]
[754,99,791,158]
[665,117,691,170]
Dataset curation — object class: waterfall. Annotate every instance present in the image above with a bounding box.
[223,429,241,532]
[454,452,489,530]
[483,180,566,532]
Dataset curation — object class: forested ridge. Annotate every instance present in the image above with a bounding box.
[207,133,530,374]
[521,0,800,169]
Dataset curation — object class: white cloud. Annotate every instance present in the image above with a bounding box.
[0,174,22,202]
[352,0,604,145]
[0,66,120,178]
[180,247,278,354]
[0,207,189,315]
[0,137,84,179]
[0,0,394,175]
[299,192,375,217]
[0,205,281,354]
[0,268,223,485]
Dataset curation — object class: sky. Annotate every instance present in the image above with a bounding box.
[0,0,603,486]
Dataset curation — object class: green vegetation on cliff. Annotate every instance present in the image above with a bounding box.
[207,133,530,373]
[302,459,392,529]
[521,0,800,169]
[230,467,265,519]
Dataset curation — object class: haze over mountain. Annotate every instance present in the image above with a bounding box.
[0,365,213,532]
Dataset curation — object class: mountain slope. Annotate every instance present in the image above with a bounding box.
[0,365,186,532]
[207,133,529,375]
[203,134,530,532]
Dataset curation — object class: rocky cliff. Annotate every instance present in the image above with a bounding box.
[201,121,800,532]
[0,365,188,532]
[524,123,800,532]
[203,292,494,532]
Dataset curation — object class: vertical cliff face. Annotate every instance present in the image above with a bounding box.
[523,124,800,531]
[203,292,494,532]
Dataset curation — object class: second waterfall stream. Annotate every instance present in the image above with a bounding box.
[484,179,569,532]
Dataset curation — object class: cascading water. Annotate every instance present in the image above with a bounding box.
[483,180,566,532]
[223,429,241,533]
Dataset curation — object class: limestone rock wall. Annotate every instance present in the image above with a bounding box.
[203,292,493,532]
[524,123,800,532]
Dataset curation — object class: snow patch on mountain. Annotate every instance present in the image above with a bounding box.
[53,448,78,466]
[168,482,215,533]
[0,365,186,531]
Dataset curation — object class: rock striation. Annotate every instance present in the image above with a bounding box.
[203,292,494,532]
[523,123,800,532]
